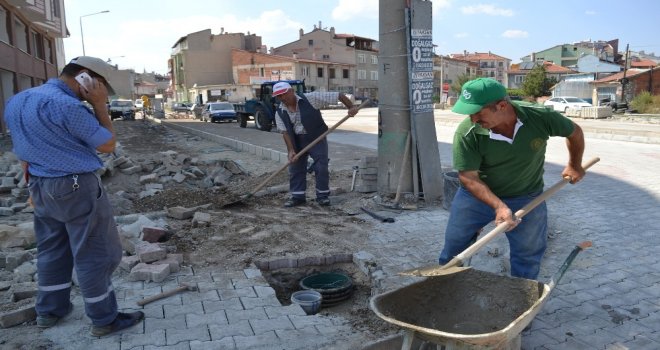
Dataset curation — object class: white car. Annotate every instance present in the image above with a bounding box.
[134,99,144,110]
[543,97,592,113]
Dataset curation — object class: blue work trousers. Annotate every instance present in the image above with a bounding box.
[289,135,329,200]
[29,172,122,326]
[439,187,548,280]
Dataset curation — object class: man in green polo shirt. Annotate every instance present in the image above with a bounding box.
[439,78,586,279]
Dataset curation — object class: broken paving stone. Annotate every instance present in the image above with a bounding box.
[191,212,211,228]
[119,255,140,271]
[0,304,36,328]
[153,253,184,273]
[136,242,167,263]
[10,282,38,301]
[120,165,142,175]
[145,183,164,191]
[139,173,159,184]
[167,206,195,220]
[141,226,168,243]
[172,173,186,183]
[128,262,170,283]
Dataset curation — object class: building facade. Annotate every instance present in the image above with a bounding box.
[520,39,620,68]
[432,55,477,101]
[0,0,67,134]
[170,28,262,103]
[508,61,576,89]
[271,23,379,100]
[449,51,510,87]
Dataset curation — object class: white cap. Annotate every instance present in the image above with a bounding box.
[68,56,116,95]
[272,82,291,96]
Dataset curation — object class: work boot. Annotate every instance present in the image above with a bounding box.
[284,197,306,208]
[317,198,331,206]
[90,311,145,337]
[36,302,74,328]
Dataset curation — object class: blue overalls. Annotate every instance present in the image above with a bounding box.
[278,96,330,201]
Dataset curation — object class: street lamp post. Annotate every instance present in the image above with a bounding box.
[80,10,109,56]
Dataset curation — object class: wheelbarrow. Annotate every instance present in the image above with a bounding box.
[370,242,591,350]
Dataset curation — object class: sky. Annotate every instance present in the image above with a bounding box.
[63,0,660,75]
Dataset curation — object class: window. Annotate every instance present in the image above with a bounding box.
[514,75,524,83]
[358,70,366,80]
[371,55,378,64]
[322,54,330,60]
[302,66,309,77]
[343,69,349,79]
[0,69,15,105]
[308,39,314,46]
[31,31,44,60]
[0,6,9,44]
[329,68,335,79]
[499,61,503,67]
[14,19,28,52]
[51,0,61,18]
[17,74,32,91]
[370,71,378,80]
[259,67,265,77]
[317,67,323,78]
[357,54,366,63]
[44,38,52,63]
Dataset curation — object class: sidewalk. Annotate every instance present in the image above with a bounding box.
[27,114,660,349]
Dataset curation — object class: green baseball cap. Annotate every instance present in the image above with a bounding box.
[452,78,507,115]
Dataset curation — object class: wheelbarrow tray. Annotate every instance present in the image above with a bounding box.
[370,269,550,348]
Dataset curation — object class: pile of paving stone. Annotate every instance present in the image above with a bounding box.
[0,142,244,328]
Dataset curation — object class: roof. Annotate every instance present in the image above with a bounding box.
[449,51,510,61]
[509,61,575,74]
[593,68,648,83]
[631,59,658,68]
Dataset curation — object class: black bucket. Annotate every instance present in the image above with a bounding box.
[443,171,460,211]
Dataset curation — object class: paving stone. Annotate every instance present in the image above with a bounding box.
[120,328,166,348]
[218,287,257,300]
[145,314,187,332]
[164,301,204,318]
[190,338,236,350]
[166,326,211,345]
[208,320,254,339]
[186,309,228,328]
[249,315,294,334]
[225,308,268,324]
[202,298,244,313]
[232,331,278,350]
[240,295,281,309]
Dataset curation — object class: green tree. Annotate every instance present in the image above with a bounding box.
[451,73,473,94]
[521,65,547,97]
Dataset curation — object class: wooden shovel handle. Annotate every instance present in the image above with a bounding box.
[450,157,600,265]
[246,99,372,198]
[136,285,188,306]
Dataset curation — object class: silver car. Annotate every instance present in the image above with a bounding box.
[543,97,592,113]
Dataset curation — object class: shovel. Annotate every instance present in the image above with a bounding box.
[222,99,371,208]
[399,157,600,277]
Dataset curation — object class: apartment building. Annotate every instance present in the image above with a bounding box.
[508,61,576,89]
[450,51,511,87]
[170,28,261,103]
[432,55,477,100]
[271,22,379,100]
[520,39,620,68]
[0,0,67,133]
[228,48,353,102]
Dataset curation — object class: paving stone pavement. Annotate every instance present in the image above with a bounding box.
[27,115,660,349]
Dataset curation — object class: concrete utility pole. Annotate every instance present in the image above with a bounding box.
[378,0,443,202]
[378,0,414,195]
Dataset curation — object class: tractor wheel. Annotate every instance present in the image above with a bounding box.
[254,107,272,131]
[238,114,248,128]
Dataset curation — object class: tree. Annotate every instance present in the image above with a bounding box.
[451,73,473,94]
[521,65,547,97]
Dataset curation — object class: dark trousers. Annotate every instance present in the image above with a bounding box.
[289,135,329,199]
[29,172,122,326]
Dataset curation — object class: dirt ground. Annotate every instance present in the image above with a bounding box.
[0,117,399,347]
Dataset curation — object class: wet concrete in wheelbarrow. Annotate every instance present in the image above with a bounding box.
[372,269,542,335]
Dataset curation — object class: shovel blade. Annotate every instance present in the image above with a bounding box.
[398,264,471,277]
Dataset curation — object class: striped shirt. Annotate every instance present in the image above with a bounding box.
[275,91,340,134]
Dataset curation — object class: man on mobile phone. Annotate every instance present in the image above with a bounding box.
[3,56,144,336]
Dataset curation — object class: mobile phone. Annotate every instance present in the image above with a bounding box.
[75,72,94,92]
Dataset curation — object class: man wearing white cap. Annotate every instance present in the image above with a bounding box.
[272,82,358,207]
[4,56,144,336]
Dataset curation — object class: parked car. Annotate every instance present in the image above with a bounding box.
[134,99,144,110]
[109,99,135,120]
[172,102,193,113]
[201,102,237,123]
[543,97,592,113]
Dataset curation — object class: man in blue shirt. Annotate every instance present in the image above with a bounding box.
[4,56,143,336]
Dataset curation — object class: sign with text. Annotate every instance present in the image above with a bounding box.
[409,27,434,113]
